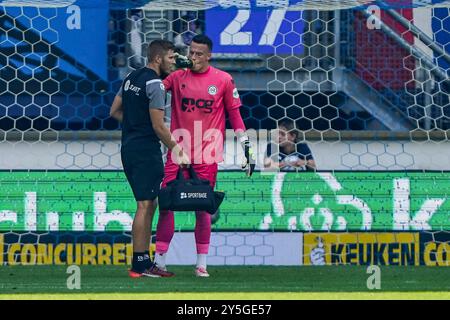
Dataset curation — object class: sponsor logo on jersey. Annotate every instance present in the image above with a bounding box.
[181,98,214,113]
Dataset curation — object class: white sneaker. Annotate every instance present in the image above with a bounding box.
[195,267,210,277]
[156,264,167,271]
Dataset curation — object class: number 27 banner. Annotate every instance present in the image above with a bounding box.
[205,0,304,54]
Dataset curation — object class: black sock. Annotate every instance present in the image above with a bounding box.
[144,251,153,269]
[132,252,147,272]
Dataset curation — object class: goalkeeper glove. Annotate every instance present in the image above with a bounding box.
[174,52,193,69]
[240,136,256,177]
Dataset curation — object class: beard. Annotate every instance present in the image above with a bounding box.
[160,69,169,79]
[159,63,172,79]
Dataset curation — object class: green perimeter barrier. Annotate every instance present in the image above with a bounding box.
[0,171,448,231]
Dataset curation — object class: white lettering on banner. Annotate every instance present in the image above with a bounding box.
[46,212,59,231]
[336,196,372,230]
[259,214,273,230]
[271,172,286,217]
[393,178,445,230]
[0,192,133,232]
[25,192,37,231]
[93,192,133,231]
[0,210,17,226]
[270,173,372,231]
[301,207,315,231]
[66,5,81,30]
[410,199,445,230]
[72,211,85,231]
[288,216,297,231]
[316,172,343,191]
[266,174,445,231]
[393,178,410,230]
[319,208,334,231]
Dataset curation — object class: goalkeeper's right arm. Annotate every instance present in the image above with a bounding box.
[239,133,256,177]
[227,107,256,177]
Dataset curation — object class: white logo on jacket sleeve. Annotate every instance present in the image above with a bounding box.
[124,80,141,95]
[233,87,239,98]
[208,85,218,95]
[160,83,165,91]
[124,80,130,91]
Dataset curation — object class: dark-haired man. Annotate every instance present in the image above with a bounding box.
[110,39,189,278]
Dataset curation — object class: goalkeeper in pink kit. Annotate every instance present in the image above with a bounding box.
[155,35,255,277]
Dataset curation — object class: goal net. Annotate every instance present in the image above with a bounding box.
[0,0,448,266]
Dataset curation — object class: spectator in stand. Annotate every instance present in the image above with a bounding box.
[264,118,316,171]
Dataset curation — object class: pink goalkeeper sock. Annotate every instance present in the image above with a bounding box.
[195,211,211,254]
[155,209,175,253]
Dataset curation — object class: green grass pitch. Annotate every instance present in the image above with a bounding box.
[0,266,449,300]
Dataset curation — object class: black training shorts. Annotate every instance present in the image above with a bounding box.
[121,144,164,201]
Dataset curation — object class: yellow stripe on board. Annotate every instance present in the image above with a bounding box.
[1,292,450,300]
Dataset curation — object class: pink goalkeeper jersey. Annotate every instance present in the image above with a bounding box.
[163,66,241,164]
